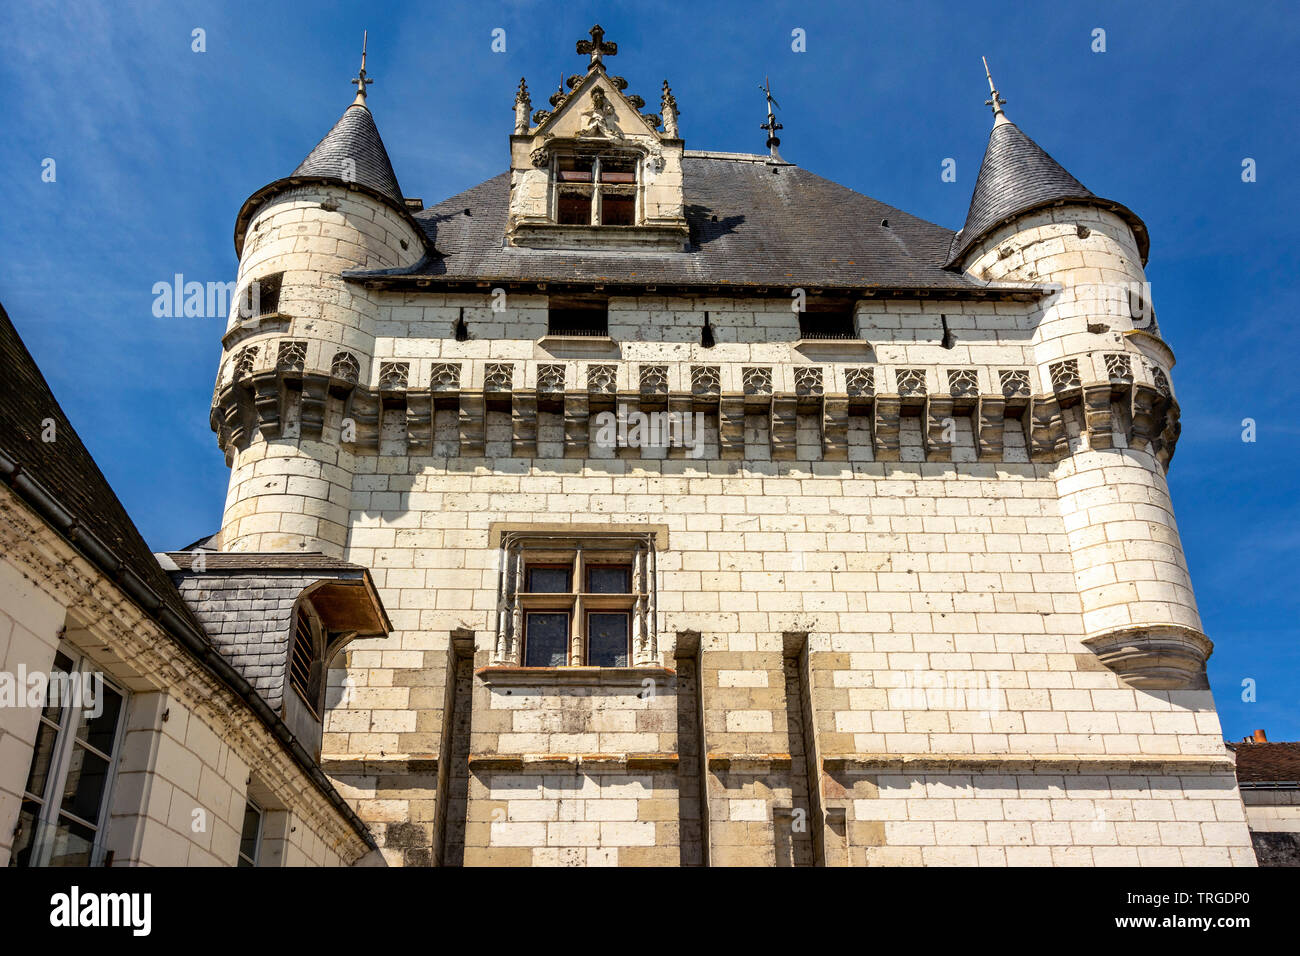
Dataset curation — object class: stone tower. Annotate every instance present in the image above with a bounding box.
[211,60,424,555]
[948,82,1204,689]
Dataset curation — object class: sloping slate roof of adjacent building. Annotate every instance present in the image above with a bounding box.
[1229,742,1300,783]
[0,303,377,849]
[947,119,1149,266]
[350,154,988,292]
[292,103,405,207]
[0,304,203,634]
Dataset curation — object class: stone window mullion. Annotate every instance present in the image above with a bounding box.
[570,546,584,665]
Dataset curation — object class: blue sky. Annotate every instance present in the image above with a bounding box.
[1,1,1296,741]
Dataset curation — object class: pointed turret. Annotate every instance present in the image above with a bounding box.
[290,101,404,206]
[233,34,411,256]
[947,60,1148,267]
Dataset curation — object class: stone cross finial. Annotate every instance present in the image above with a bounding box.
[352,30,373,106]
[576,24,617,70]
[982,56,1007,122]
[760,76,784,161]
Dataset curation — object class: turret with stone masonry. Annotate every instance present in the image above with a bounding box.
[212,44,424,555]
[950,64,1205,689]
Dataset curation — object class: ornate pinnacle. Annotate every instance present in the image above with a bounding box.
[575,23,617,70]
[351,30,373,106]
[513,78,531,134]
[662,80,680,138]
[982,56,1007,122]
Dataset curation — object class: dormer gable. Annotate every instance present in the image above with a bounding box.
[507,25,688,250]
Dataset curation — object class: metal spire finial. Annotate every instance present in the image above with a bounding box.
[760,76,785,162]
[982,56,1007,124]
[352,30,373,106]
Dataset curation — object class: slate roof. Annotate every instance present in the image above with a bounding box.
[947,119,1149,266]
[1229,743,1300,784]
[292,103,404,207]
[0,303,202,634]
[350,153,990,293]
[159,551,369,573]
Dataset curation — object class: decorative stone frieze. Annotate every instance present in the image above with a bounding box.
[588,363,617,394]
[537,363,566,393]
[947,368,979,398]
[331,351,360,384]
[209,346,1183,467]
[430,362,461,390]
[742,366,772,395]
[277,340,307,373]
[379,361,409,390]
[896,368,927,398]
[691,365,720,396]
[1105,353,1133,384]
[845,367,875,398]
[485,362,514,392]
[1049,359,1081,392]
[793,366,824,397]
[999,369,1030,398]
[639,364,668,395]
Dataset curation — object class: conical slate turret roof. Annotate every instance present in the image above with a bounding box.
[291,102,404,206]
[234,98,418,256]
[947,118,1148,267]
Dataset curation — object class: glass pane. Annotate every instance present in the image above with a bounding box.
[239,802,262,865]
[74,683,124,754]
[524,613,569,667]
[588,613,630,668]
[41,651,75,722]
[45,815,97,867]
[9,800,42,867]
[60,744,111,826]
[587,565,631,594]
[23,718,60,799]
[527,567,571,593]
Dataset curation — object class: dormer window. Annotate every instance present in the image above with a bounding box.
[552,152,639,226]
[288,602,325,718]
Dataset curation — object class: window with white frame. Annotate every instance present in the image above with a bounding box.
[493,532,657,667]
[10,648,127,867]
[237,799,264,867]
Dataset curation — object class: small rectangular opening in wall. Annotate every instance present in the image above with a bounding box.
[241,272,282,318]
[547,295,609,337]
[798,308,857,340]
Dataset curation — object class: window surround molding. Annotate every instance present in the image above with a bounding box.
[491,527,660,667]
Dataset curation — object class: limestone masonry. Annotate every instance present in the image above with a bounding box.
[200,25,1251,866]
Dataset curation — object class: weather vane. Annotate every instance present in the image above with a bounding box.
[760,76,784,162]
